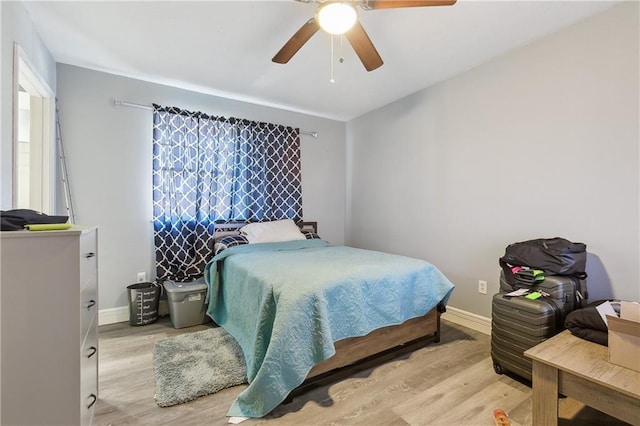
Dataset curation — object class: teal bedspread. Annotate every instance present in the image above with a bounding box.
[203,239,454,418]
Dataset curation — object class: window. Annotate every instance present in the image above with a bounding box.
[13,44,55,213]
[152,104,303,281]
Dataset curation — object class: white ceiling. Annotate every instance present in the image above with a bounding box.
[22,0,618,121]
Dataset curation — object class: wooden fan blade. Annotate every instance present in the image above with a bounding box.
[272,19,320,64]
[367,0,456,9]
[345,21,383,72]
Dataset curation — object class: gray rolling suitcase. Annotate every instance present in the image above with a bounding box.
[491,292,565,381]
[498,271,585,321]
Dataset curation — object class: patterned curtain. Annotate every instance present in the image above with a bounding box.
[152,104,302,282]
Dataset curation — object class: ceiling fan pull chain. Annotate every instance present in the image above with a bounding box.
[330,34,335,84]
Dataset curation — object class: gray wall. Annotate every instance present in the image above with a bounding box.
[0,1,57,209]
[346,3,639,318]
[56,65,346,311]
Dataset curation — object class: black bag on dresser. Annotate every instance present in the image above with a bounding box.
[499,237,587,285]
[1,209,69,231]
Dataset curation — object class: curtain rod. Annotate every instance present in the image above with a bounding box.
[112,98,318,138]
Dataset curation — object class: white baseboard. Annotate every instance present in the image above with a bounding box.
[442,306,491,335]
[99,300,170,326]
[98,306,129,326]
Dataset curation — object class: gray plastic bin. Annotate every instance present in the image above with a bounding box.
[127,282,161,326]
[164,278,210,329]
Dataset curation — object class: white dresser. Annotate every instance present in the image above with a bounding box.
[1,226,98,426]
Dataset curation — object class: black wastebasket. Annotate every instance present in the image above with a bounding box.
[127,282,161,326]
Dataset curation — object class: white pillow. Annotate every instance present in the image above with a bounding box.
[240,219,306,244]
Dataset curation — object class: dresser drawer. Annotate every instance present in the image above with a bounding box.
[80,230,97,292]
[81,370,98,426]
[80,282,98,341]
[81,315,98,426]
[80,256,97,292]
[81,269,98,301]
[81,390,98,426]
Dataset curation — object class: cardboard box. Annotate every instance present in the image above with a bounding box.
[608,301,640,372]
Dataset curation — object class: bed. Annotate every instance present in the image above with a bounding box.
[203,220,454,418]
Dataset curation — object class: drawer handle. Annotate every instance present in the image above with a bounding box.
[87,346,97,359]
[87,393,97,409]
[87,300,97,310]
[85,252,96,258]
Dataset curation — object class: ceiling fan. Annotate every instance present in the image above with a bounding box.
[272,0,457,72]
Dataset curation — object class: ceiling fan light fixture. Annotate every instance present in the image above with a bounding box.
[316,2,358,35]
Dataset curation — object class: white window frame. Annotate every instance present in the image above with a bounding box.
[12,43,56,213]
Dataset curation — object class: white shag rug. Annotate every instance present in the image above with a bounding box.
[153,327,247,407]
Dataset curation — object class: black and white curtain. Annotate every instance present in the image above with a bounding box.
[152,104,302,282]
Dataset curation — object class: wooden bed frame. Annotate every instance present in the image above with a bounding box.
[212,221,445,402]
[289,305,443,401]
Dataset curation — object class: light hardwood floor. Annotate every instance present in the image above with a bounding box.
[94,317,629,426]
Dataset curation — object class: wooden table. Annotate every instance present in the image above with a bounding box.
[525,330,640,426]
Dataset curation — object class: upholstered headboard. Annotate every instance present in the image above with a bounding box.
[212,220,319,257]
[214,220,317,236]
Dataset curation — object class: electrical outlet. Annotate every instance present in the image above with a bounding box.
[478,280,488,295]
[137,272,146,283]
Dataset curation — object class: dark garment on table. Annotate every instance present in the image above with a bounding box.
[565,300,619,346]
[1,209,69,231]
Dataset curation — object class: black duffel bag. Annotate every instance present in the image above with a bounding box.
[499,237,587,281]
